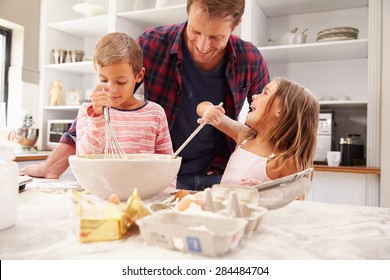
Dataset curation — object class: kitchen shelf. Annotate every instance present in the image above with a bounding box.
[313,165,380,175]
[259,39,368,64]
[45,61,95,74]
[319,101,367,110]
[255,0,368,17]
[47,15,109,38]
[118,4,187,29]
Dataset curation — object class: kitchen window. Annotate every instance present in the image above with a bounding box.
[0,26,11,106]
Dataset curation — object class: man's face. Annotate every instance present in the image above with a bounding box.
[185,1,237,71]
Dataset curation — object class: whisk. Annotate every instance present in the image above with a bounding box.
[103,106,127,159]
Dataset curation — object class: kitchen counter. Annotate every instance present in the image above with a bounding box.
[14,151,51,162]
[13,151,381,175]
[1,180,389,260]
[313,164,380,174]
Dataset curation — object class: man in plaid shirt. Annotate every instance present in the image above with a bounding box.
[22,0,269,191]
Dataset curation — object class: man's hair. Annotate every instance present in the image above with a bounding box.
[93,32,143,76]
[186,0,245,28]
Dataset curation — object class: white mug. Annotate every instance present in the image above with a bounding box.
[327,151,341,167]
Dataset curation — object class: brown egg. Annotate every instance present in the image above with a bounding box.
[196,101,213,117]
[176,195,202,211]
[108,193,120,205]
[175,189,190,200]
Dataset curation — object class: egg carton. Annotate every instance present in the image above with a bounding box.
[136,211,247,257]
[204,186,268,235]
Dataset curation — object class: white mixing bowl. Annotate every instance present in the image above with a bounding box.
[69,154,181,201]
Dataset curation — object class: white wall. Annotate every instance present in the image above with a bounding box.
[380,0,390,207]
[0,1,40,129]
[0,0,40,84]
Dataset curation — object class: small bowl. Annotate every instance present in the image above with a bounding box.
[73,3,105,17]
[69,154,181,201]
[69,50,85,63]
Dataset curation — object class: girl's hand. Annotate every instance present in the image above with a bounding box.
[196,101,225,126]
[90,83,110,116]
[240,178,262,186]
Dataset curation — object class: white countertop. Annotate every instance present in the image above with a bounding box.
[1,180,390,260]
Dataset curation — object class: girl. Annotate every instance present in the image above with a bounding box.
[197,76,319,185]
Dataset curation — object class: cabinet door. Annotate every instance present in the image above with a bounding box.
[308,171,367,206]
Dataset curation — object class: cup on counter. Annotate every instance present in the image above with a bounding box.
[327,151,341,167]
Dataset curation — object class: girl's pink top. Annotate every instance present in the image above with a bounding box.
[221,142,274,185]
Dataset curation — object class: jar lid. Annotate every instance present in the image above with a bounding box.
[0,141,17,160]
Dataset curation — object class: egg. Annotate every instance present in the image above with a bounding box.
[176,194,202,211]
[196,101,213,117]
[108,193,120,205]
[175,189,189,200]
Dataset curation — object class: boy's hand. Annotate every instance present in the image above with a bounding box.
[90,83,111,116]
[196,101,225,126]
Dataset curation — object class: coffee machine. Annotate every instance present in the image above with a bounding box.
[314,111,334,163]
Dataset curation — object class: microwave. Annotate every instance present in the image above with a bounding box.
[47,119,74,150]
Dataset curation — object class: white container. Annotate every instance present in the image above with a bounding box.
[327,151,341,166]
[136,211,247,257]
[0,141,19,230]
[269,30,307,46]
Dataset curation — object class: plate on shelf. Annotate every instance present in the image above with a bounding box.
[317,26,359,42]
[73,3,106,17]
[317,36,357,42]
[317,26,359,37]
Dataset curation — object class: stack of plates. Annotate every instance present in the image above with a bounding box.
[316,27,359,42]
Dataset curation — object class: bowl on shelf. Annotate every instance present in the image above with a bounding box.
[268,28,308,46]
[69,50,85,62]
[73,2,106,17]
[69,154,182,201]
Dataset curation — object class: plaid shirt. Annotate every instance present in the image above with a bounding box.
[61,21,270,174]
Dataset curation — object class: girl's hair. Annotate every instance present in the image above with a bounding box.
[186,0,245,28]
[248,77,320,171]
[93,32,143,77]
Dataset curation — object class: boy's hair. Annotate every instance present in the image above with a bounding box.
[249,77,320,171]
[186,0,245,28]
[93,32,143,77]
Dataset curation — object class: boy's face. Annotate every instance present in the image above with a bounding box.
[96,62,144,109]
[246,80,280,128]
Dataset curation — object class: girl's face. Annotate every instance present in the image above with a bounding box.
[185,2,236,71]
[246,80,280,128]
[97,62,144,109]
